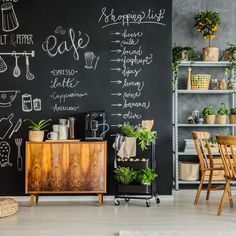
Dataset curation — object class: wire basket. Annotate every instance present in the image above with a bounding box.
[0,198,18,218]
[191,74,211,90]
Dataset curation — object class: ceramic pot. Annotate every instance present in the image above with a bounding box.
[229,114,236,124]
[203,47,219,61]
[29,130,44,142]
[204,115,216,124]
[216,115,227,124]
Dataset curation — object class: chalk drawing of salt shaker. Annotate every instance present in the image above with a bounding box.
[22,94,32,112]
[33,98,41,111]
[1,2,19,32]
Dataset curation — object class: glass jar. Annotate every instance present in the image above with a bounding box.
[210,78,218,90]
[219,79,227,90]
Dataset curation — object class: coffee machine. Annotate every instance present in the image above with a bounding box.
[85,111,109,140]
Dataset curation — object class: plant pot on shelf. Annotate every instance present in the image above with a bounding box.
[29,130,44,142]
[229,114,236,124]
[216,115,227,124]
[202,47,219,61]
[204,115,216,124]
[225,50,236,61]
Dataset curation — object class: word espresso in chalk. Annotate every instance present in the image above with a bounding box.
[50,77,79,89]
[51,69,77,76]
[51,91,88,103]
[42,27,90,61]
[98,7,166,28]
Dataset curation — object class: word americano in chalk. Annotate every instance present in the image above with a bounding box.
[98,7,166,28]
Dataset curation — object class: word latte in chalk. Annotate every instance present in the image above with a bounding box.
[50,77,79,89]
[98,7,166,28]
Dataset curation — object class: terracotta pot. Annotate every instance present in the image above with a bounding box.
[229,114,236,124]
[203,47,219,61]
[29,130,44,142]
[204,115,215,124]
[216,115,227,124]
[225,50,236,62]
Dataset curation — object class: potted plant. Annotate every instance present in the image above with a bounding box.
[137,168,158,185]
[216,103,229,124]
[230,107,236,124]
[202,105,215,124]
[194,9,220,61]
[114,166,137,185]
[172,46,195,62]
[24,119,51,142]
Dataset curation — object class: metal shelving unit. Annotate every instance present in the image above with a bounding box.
[173,61,235,190]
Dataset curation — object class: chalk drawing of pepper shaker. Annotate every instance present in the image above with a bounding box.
[1,2,19,32]
[22,94,32,112]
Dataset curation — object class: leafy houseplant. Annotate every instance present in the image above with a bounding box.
[194,9,220,61]
[24,119,51,142]
[172,46,195,62]
[230,107,236,124]
[202,105,215,124]
[114,166,137,185]
[137,168,158,185]
[225,43,236,62]
[216,103,229,124]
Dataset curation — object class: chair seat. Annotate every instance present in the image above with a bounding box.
[0,198,18,218]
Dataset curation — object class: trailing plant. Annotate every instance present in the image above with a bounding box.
[230,107,236,115]
[24,119,51,131]
[217,103,229,115]
[137,168,158,185]
[194,9,220,47]
[202,105,215,117]
[172,46,195,62]
[114,166,137,185]
[225,43,236,73]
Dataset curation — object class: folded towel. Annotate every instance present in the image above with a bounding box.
[117,137,136,159]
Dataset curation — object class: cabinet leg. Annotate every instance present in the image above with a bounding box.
[29,195,36,207]
[98,194,103,206]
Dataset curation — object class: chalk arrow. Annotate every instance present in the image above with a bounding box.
[110,93,122,96]
[110,32,121,35]
[110,68,121,72]
[110,80,122,84]
[110,59,121,62]
[110,40,120,43]
[110,49,122,53]
[111,103,122,107]
[111,113,122,117]
[111,124,122,127]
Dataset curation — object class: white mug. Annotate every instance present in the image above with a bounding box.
[52,124,60,132]
[58,125,68,140]
[47,131,58,140]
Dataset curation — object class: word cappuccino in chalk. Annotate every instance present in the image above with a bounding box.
[98,7,166,28]
[42,27,90,61]
[51,91,88,103]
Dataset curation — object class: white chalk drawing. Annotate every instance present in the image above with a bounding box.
[22,93,32,112]
[9,118,22,139]
[0,56,7,72]
[25,52,34,80]
[13,51,20,77]
[0,113,14,140]
[22,94,41,112]
[55,26,66,35]
[33,98,41,111]
[0,141,12,167]
[15,138,23,171]
[0,90,20,107]
[1,2,19,32]
[84,51,99,70]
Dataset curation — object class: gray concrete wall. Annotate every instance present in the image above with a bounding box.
[172,1,236,158]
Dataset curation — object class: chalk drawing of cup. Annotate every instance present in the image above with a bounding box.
[84,52,97,69]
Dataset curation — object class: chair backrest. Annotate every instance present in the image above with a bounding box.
[216,135,236,179]
[192,131,213,170]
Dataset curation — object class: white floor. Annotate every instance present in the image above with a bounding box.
[1,190,236,236]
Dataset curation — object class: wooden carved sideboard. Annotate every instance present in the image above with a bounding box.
[25,141,107,206]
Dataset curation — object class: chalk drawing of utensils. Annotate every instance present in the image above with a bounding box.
[13,51,20,77]
[1,2,19,32]
[9,118,22,139]
[15,138,23,171]
[0,56,7,73]
[0,141,12,167]
[25,54,34,80]
[0,113,14,139]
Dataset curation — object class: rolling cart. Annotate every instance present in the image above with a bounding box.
[114,135,160,207]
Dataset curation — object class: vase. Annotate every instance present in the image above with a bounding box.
[216,115,227,124]
[204,115,216,124]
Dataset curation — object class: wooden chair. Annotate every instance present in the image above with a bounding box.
[192,132,226,205]
[216,135,236,215]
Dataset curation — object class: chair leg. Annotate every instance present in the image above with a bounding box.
[218,179,230,215]
[206,170,213,200]
[194,171,205,205]
[227,184,234,208]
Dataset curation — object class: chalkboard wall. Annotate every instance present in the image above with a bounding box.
[0,0,172,195]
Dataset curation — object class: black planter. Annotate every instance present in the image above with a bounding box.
[117,184,151,194]
[117,160,149,170]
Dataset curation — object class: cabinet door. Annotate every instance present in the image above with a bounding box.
[26,143,67,192]
[66,142,106,192]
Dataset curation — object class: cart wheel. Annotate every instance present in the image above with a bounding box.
[125,198,130,202]
[146,201,151,207]
[114,199,120,206]
[156,197,160,204]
